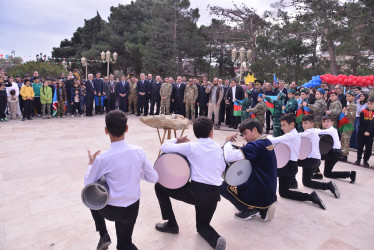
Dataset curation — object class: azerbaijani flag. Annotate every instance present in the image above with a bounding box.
[250,112,257,119]
[233,100,243,116]
[52,88,58,117]
[273,73,277,87]
[296,99,304,123]
[338,112,354,133]
[304,105,311,115]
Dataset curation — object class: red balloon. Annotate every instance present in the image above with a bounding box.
[353,80,358,85]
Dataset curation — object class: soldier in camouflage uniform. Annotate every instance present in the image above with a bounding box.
[326,90,342,128]
[128,77,138,115]
[160,78,172,115]
[241,90,253,123]
[283,89,298,114]
[340,90,357,161]
[265,92,285,137]
[184,78,198,120]
[305,88,327,129]
[247,94,267,130]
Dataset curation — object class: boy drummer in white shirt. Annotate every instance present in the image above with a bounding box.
[298,115,340,198]
[154,116,227,250]
[268,114,326,210]
[84,110,158,250]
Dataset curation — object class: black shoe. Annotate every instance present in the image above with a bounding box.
[311,173,323,179]
[328,181,340,199]
[289,180,298,189]
[363,161,370,167]
[155,222,179,234]
[234,208,259,220]
[350,171,356,184]
[233,125,238,129]
[354,160,360,166]
[260,205,276,222]
[339,156,348,162]
[228,125,233,128]
[22,118,25,121]
[97,233,111,250]
[215,237,226,250]
[27,117,33,120]
[311,191,326,210]
[266,130,270,134]
[136,114,140,116]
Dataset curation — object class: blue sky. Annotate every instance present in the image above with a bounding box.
[0,0,273,61]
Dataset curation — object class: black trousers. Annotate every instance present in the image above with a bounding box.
[72,102,82,115]
[106,94,116,113]
[66,94,71,114]
[322,149,351,179]
[195,103,199,119]
[266,110,272,131]
[155,181,221,249]
[23,100,33,119]
[90,200,139,250]
[218,102,225,124]
[298,158,329,190]
[33,97,42,114]
[220,182,248,211]
[118,96,128,113]
[137,95,148,115]
[19,95,24,115]
[150,98,160,115]
[357,131,374,162]
[199,104,208,117]
[278,161,311,201]
[86,95,94,116]
[174,100,185,116]
[0,95,7,119]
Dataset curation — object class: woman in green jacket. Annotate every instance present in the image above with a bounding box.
[40,80,52,118]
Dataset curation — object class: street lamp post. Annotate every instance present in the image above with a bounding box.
[81,57,91,80]
[101,51,118,77]
[231,47,252,83]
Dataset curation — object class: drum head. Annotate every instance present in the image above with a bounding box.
[274,143,290,168]
[225,160,252,186]
[299,137,312,160]
[319,134,333,155]
[154,153,190,189]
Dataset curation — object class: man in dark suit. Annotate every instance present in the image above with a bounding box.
[264,82,276,133]
[137,73,150,116]
[194,78,200,119]
[198,80,209,116]
[335,84,347,108]
[226,79,244,129]
[247,82,258,108]
[93,72,105,114]
[116,75,129,113]
[150,75,162,115]
[172,76,186,116]
[275,80,288,105]
[85,74,96,117]
[105,74,117,113]
[221,79,231,125]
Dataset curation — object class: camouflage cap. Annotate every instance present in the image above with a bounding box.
[287,89,296,94]
[346,90,356,97]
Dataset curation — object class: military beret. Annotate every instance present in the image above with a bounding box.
[278,92,286,100]
[287,89,296,94]
[300,89,309,94]
[346,90,356,97]
[317,88,325,95]
[258,94,264,98]
[328,90,338,96]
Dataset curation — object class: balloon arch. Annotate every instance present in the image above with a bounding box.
[301,74,374,88]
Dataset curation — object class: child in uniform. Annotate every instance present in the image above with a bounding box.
[340,90,357,162]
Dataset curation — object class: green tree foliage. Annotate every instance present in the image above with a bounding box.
[8,61,67,79]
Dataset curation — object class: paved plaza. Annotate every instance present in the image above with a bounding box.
[1,115,374,250]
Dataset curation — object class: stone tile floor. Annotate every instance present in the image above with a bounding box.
[1,115,373,250]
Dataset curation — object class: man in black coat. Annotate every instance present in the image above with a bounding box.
[116,75,129,113]
[275,80,288,105]
[226,79,244,129]
[198,80,209,116]
[335,84,347,108]
[172,76,186,116]
[220,79,231,125]
[137,73,150,116]
[85,74,96,117]
[93,72,105,114]
[105,74,117,113]
[150,75,162,115]
[65,73,74,115]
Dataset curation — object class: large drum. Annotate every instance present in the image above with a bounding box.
[299,137,312,160]
[319,134,333,155]
[154,153,191,189]
[81,176,109,210]
[222,144,252,186]
[274,143,291,168]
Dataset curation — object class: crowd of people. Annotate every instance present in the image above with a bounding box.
[0,68,373,167]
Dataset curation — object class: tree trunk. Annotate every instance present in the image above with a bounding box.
[327,38,338,75]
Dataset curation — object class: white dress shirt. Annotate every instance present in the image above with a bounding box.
[223,141,245,162]
[316,126,341,149]
[299,128,321,159]
[268,128,300,161]
[84,140,158,207]
[161,138,226,186]
[232,86,236,102]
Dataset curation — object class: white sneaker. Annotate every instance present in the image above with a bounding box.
[71,115,74,118]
